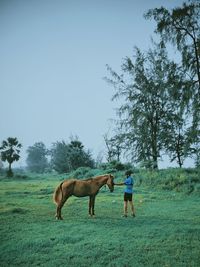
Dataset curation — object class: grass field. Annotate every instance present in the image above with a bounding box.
[0,174,200,267]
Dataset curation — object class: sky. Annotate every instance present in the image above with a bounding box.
[1,0,192,169]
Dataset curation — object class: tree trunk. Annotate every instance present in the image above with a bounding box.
[7,162,13,177]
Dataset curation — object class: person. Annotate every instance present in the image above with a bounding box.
[114,170,135,218]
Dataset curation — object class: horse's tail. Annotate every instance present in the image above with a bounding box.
[53,182,64,205]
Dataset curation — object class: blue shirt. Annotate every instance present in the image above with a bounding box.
[124,176,134,194]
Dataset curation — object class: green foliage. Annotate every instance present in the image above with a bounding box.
[103,134,124,162]
[106,43,191,169]
[105,1,200,169]
[50,138,95,173]
[135,168,200,194]
[26,142,48,173]
[145,0,200,156]
[66,167,103,179]
[0,137,22,177]
[100,160,128,171]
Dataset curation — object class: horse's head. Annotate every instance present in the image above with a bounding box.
[106,174,114,192]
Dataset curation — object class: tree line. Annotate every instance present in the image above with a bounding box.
[0,137,94,176]
[105,0,200,169]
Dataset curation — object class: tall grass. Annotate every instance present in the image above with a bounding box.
[133,168,200,195]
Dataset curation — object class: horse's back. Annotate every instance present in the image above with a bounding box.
[72,179,97,197]
[61,178,99,197]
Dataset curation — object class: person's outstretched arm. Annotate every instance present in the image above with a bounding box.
[114,182,124,186]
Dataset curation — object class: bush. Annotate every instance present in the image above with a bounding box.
[194,183,200,195]
[71,167,91,177]
[100,161,133,171]
[66,167,105,179]
[134,168,200,194]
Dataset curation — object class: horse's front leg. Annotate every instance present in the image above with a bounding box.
[89,196,92,216]
[89,195,96,217]
[92,196,96,216]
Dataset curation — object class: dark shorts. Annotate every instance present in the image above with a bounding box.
[124,192,133,201]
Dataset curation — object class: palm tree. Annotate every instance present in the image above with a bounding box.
[0,137,22,177]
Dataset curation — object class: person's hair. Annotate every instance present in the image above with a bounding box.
[125,170,132,176]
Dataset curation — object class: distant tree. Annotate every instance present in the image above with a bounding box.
[26,142,48,173]
[68,139,95,170]
[0,137,22,177]
[103,133,123,162]
[50,141,70,173]
[95,151,104,168]
[50,138,94,173]
[0,158,3,170]
[103,134,116,162]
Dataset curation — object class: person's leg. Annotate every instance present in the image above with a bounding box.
[123,201,128,217]
[129,200,135,217]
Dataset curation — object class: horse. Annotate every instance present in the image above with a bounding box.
[53,174,115,220]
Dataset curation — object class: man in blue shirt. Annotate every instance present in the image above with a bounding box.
[114,170,135,217]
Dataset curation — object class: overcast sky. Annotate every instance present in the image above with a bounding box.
[1,0,192,168]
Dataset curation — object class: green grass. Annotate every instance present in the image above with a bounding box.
[0,174,200,267]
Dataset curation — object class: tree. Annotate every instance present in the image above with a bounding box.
[159,58,191,167]
[145,0,200,152]
[106,42,191,168]
[68,139,95,170]
[50,138,94,173]
[103,133,123,162]
[106,44,172,168]
[0,137,22,177]
[0,158,3,170]
[50,141,70,173]
[184,126,200,167]
[26,142,48,173]
[162,116,187,168]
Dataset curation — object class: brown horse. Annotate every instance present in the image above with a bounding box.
[53,174,115,220]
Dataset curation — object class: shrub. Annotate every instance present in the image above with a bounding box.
[134,168,200,194]
[100,161,134,172]
[71,167,91,178]
[66,167,105,179]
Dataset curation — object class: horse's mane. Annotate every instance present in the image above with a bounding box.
[93,174,111,180]
[83,178,93,181]
[83,174,110,182]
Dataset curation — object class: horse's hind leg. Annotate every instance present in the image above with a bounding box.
[56,197,69,220]
[55,182,75,220]
[56,204,63,220]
